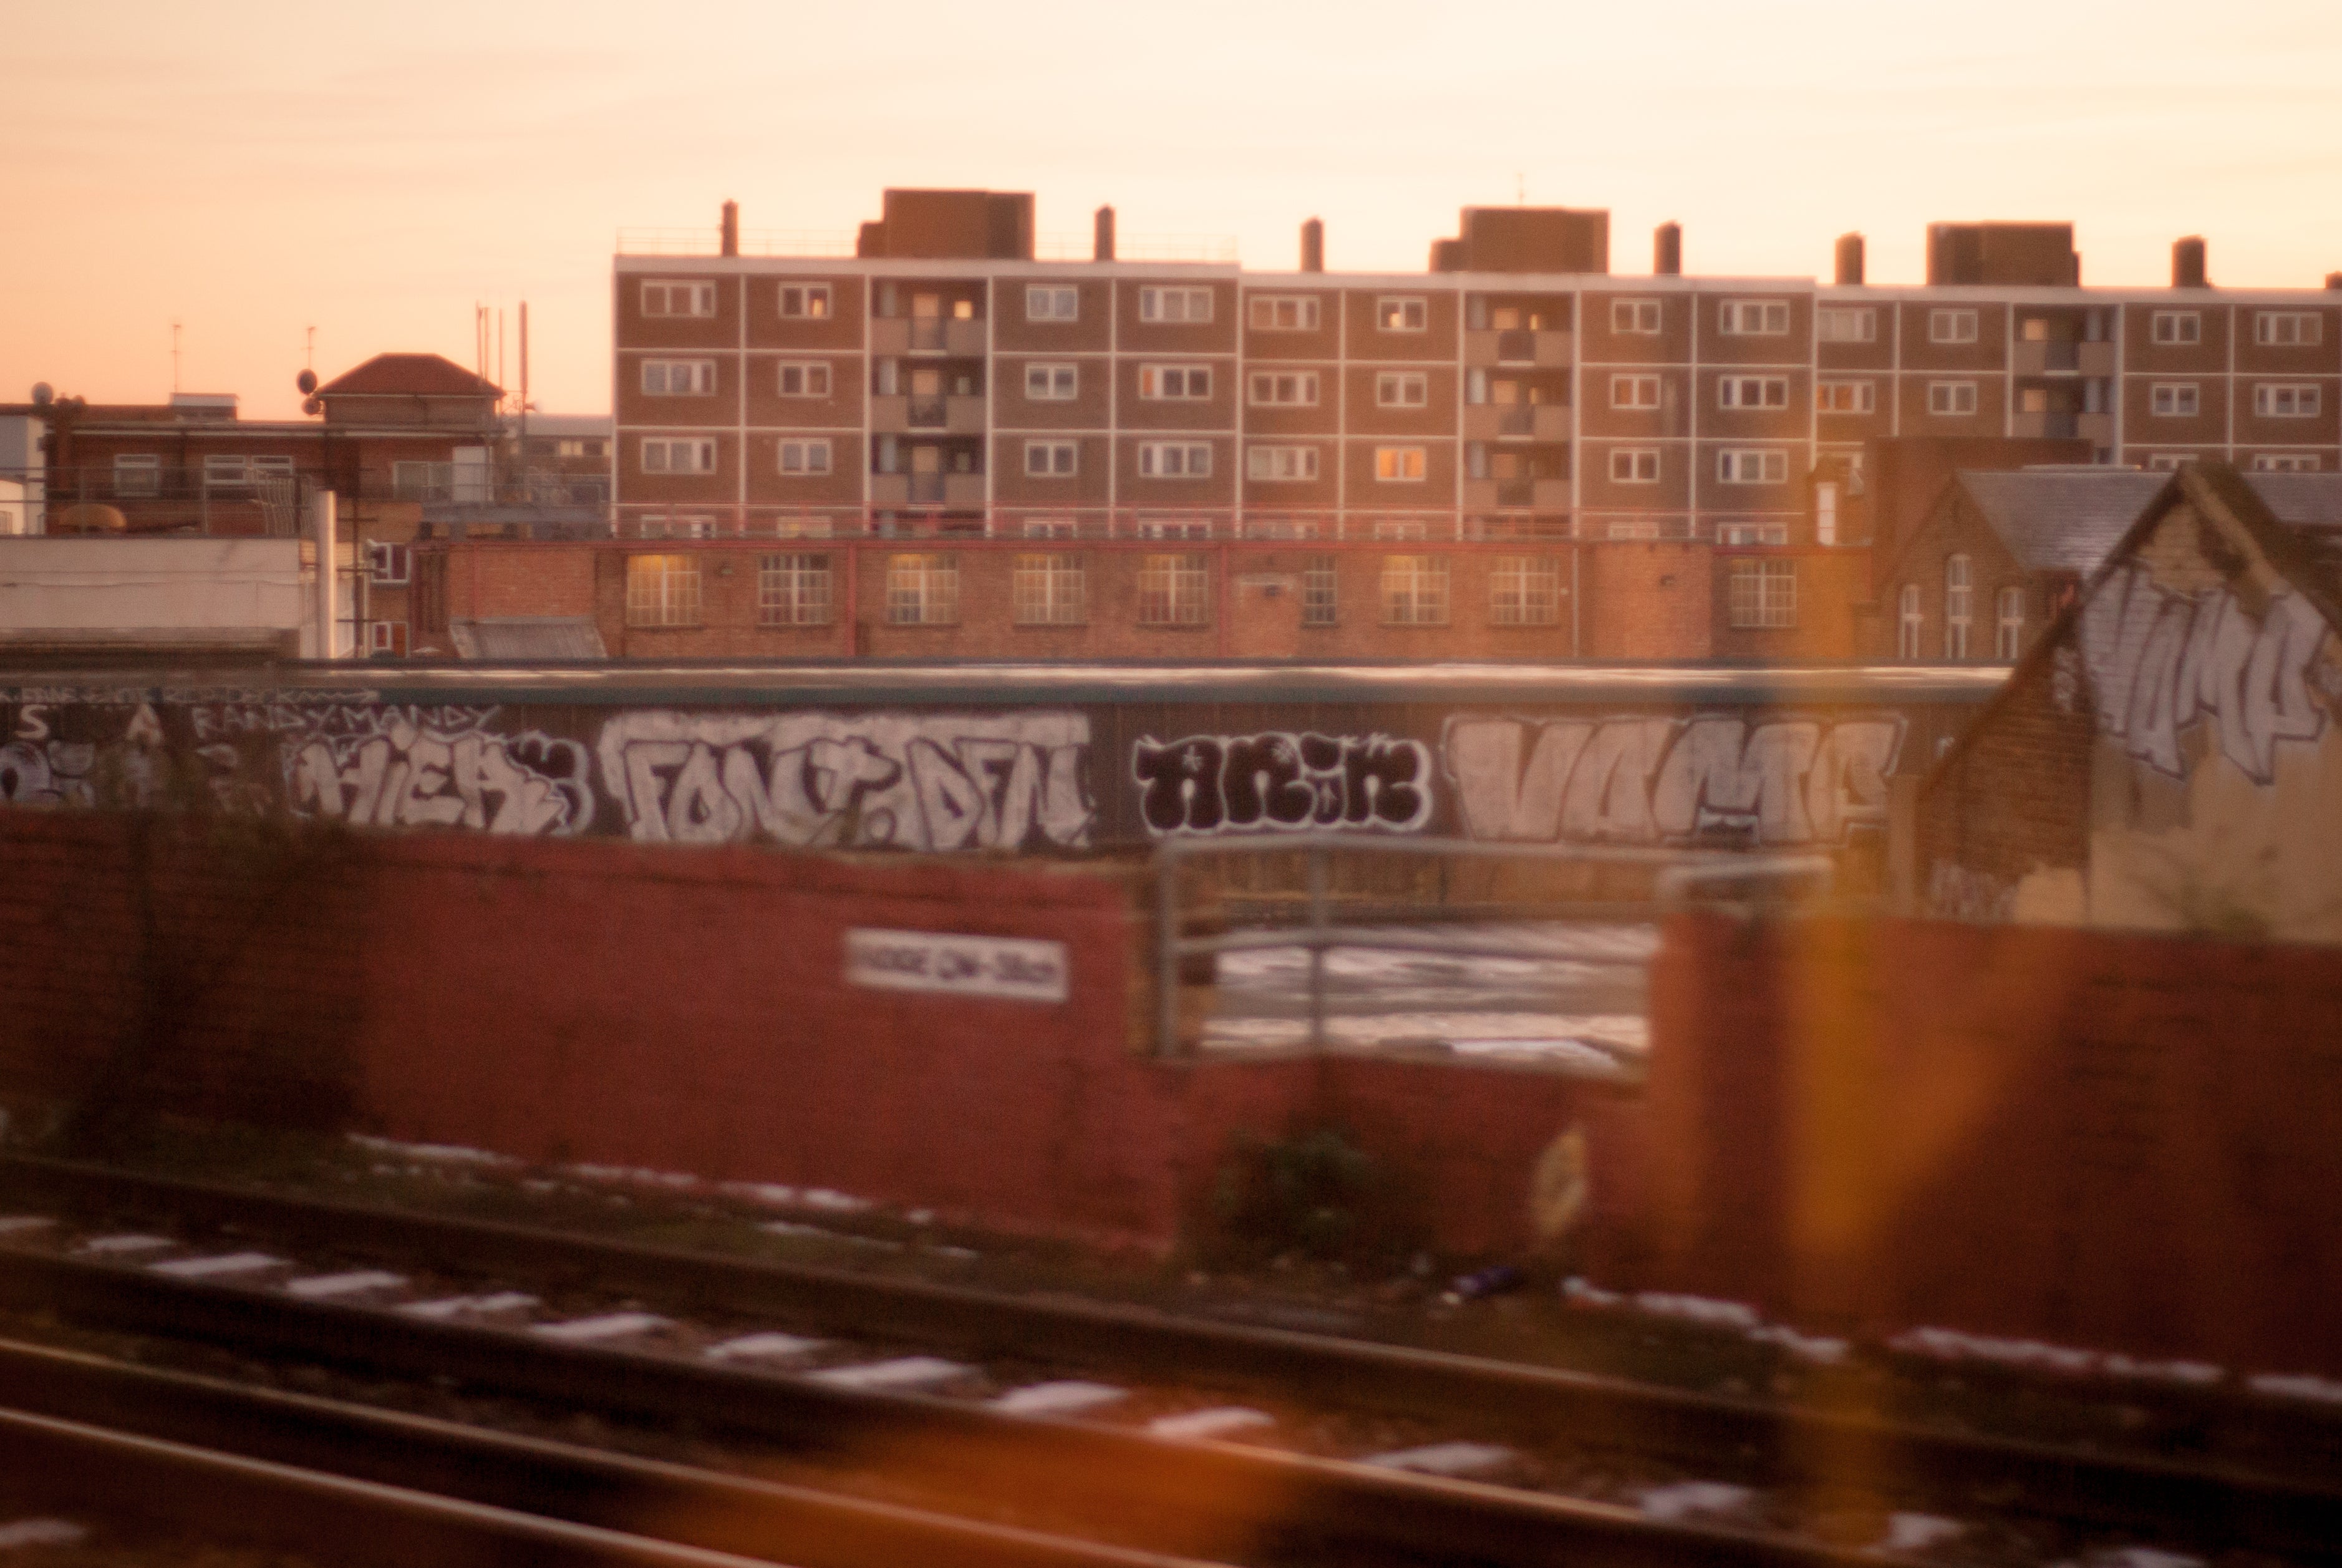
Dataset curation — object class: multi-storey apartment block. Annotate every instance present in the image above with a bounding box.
[614,193,2342,549]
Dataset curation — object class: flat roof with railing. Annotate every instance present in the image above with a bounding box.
[614,229,1240,265]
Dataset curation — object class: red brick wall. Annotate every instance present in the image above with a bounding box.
[1917,652,2093,915]
[0,811,1605,1259]
[1643,910,2342,1376]
[1577,541,1712,659]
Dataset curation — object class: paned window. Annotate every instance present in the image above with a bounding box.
[1720,299,1790,336]
[1944,554,1973,659]
[1718,375,1789,409]
[1376,297,1428,332]
[1995,584,2025,660]
[1717,522,1789,545]
[1138,442,1212,478]
[1728,560,1796,629]
[1248,370,1319,405]
[1816,379,1875,414]
[777,362,831,397]
[1246,445,1319,481]
[2151,311,2201,346]
[1374,446,1427,482]
[1379,554,1449,625]
[1897,583,1923,659]
[2252,453,2321,472]
[758,553,831,626]
[1302,554,1338,626]
[624,554,702,627]
[642,359,715,395]
[2151,383,2200,417]
[1612,374,1662,410]
[1249,296,1321,331]
[1818,307,1875,343]
[2255,312,2323,347]
[1012,553,1086,625]
[1377,371,1429,407]
[1137,553,1210,625]
[1024,440,1078,477]
[641,437,716,473]
[1139,364,1212,399]
[1489,556,1561,626]
[1716,448,1788,484]
[112,455,161,496]
[885,553,959,625]
[1026,286,1078,322]
[1025,363,1078,400]
[1927,380,1979,416]
[1611,298,1662,334]
[1929,308,1979,344]
[1609,448,1660,483]
[777,439,830,475]
[1139,286,1212,323]
[2255,383,2321,418]
[777,284,831,319]
[642,280,715,317]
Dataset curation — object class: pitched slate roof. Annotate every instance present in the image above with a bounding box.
[447,617,607,660]
[1951,468,2169,576]
[2233,471,2342,530]
[316,354,501,399]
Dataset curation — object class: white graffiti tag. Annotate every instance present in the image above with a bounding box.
[593,710,1093,851]
[1131,732,1435,836]
[0,740,98,808]
[288,717,592,835]
[2078,562,2333,784]
[1444,714,1904,846]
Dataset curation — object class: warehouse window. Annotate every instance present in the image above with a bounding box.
[1012,553,1086,626]
[1380,554,1449,626]
[625,554,702,627]
[757,553,831,626]
[1728,559,1796,629]
[1302,555,1338,626]
[884,554,958,625]
[1137,553,1209,626]
[1489,555,1561,626]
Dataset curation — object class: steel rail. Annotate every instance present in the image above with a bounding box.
[2,1155,2336,1558]
[0,1335,1212,1568]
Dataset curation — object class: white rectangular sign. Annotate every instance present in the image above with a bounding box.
[844,929,1070,1004]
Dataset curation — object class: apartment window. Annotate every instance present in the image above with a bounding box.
[1817,307,1875,344]
[1026,285,1078,322]
[777,284,831,319]
[1139,286,1212,323]
[2146,453,2187,472]
[1302,554,1338,626]
[1374,446,1428,482]
[641,437,717,473]
[1380,554,1449,625]
[641,359,715,396]
[1138,553,1210,626]
[2255,311,2323,347]
[1717,521,1789,545]
[1024,440,1078,477]
[1246,445,1319,481]
[1995,584,2025,660]
[1139,364,1212,400]
[1608,519,1662,541]
[364,542,412,586]
[1248,370,1319,406]
[1370,519,1428,541]
[777,438,831,475]
[1944,554,1973,659]
[1720,299,1790,336]
[2150,382,2200,418]
[1897,583,1922,659]
[2151,310,2201,346]
[1489,555,1561,626]
[1929,309,1979,345]
[1609,448,1660,483]
[637,514,715,539]
[1927,380,1979,417]
[642,280,715,317]
[1138,442,1212,478]
[2255,383,2321,418]
[885,553,959,625]
[201,455,249,485]
[1025,363,1078,400]
[391,460,453,501]
[1249,296,1321,331]
[1728,560,1796,629]
[1718,375,1789,409]
[1612,298,1662,334]
[1611,374,1662,410]
[1377,296,1428,332]
[2252,453,2322,472]
[624,554,702,627]
[777,362,831,397]
[1716,448,1788,484]
[1012,553,1086,626]
[1816,379,1875,414]
[758,553,832,627]
[1377,371,1430,407]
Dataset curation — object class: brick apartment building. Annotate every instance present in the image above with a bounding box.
[562,190,2342,663]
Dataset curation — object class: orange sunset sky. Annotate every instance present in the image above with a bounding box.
[6,0,2341,421]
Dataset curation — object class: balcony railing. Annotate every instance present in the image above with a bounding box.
[907,397,947,429]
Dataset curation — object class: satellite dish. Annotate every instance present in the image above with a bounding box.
[302,397,324,417]
[30,383,53,406]
[296,369,318,395]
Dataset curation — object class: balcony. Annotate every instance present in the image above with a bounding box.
[871,394,988,434]
[2011,410,2079,440]
[1464,405,1570,442]
[1464,329,1572,367]
[2012,340,2117,377]
[870,317,987,357]
[1464,478,1570,511]
[869,472,986,507]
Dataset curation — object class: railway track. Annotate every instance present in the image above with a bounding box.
[0,1153,2331,1565]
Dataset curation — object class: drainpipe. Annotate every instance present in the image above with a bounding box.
[843,543,859,657]
[310,488,337,658]
[1570,540,1581,657]
[1216,541,1231,656]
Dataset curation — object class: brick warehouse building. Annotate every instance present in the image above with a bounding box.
[563,190,2342,662]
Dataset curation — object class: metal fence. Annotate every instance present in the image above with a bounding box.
[1150,833,1834,1062]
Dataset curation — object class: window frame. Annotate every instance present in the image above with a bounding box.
[641,358,717,397]
[776,361,831,398]
[1247,370,1320,407]
[777,283,831,320]
[776,438,831,476]
[2150,382,2201,418]
[1246,444,1320,482]
[1928,307,1980,345]
[1138,364,1213,400]
[642,279,717,318]
[1610,298,1662,335]
[1719,299,1791,336]
[2255,311,2323,347]
[1025,284,1079,323]
[1727,559,1797,629]
[624,553,704,628]
[1375,296,1428,332]
[1136,551,1211,626]
[2250,453,2322,473]
[1994,584,2025,660]
[1301,554,1338,627]
[884,553,960,626]
[1137,441,1212,479]
[2254,382,2321,419]
[641,436,717,474]
[1943,553,1973,659]
[2151,309,2202,346]
[1927,379,1980,417]
[1138,285,1213,324]
[1378,553,1451,626]
[757,552,833,627]
[1023,440,1078,478]
[1816,379,1875,414]
[1023,362,1078,401]
[1897,583,1923,659]
[1817,307,1875,344]
[1610,373,1662,410]
[1716,448,1788,485]
[1373,445,1428,483]
[1718,375,1790,410]
[1376,370,1430,408]
[1609,448,1660,484]
[1248,295,1322,331]
[1488,554,1561,627]
[1012,552,1088,626]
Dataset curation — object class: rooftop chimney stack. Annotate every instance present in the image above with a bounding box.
[2326,272,2341,291]
[1300,217,1324,273]
[1653,221,1681,276]
[1835,233,1866,286]
[2172,236,2207,289]
[1093,205,1116,262]
[720,200,739,258]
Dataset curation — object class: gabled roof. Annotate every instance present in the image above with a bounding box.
[2230,471,2342,530]
[1950,468,2168,576]
[316,354,501,399]
[448,617,607,660]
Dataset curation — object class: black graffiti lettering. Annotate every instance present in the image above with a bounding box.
[1133,732,1433,835]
